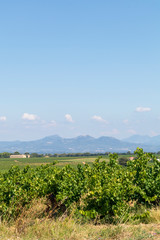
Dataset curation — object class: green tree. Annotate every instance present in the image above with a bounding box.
[14,151,20,155]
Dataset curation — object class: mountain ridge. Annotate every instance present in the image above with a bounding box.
[0,135,160,153]
[123,134,160,145]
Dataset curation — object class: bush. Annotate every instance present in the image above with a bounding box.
[118,157,129,166]
[0,148,159,223]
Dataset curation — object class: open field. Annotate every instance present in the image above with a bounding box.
[0,155,110,172]
[0,153,159,172]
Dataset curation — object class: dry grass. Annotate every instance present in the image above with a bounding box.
[0,199,159,240]
[1,219,160,240]
[149,207,160,223]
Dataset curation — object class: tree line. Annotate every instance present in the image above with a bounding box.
[0,150,160,158]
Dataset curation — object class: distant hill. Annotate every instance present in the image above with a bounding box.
[0,135,160,153]
[145,135,160,146]
[123,134,160,147]
[123,135,152,144]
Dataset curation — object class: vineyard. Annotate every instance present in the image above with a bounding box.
[0,148,160,225]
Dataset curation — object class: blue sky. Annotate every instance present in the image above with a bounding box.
[0,0,160,141]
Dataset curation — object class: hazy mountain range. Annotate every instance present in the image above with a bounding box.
[123,135,160,145]
[0,135,160,154]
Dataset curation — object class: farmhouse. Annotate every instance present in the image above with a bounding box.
[10,154,30,158]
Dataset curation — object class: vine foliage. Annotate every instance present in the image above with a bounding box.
[0,148,159,222]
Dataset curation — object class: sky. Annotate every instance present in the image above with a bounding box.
[0,0,160,141]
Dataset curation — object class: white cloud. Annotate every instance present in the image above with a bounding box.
[136,107,151,112]
[150,131,158,137]
[92,115,108,124]
[101,128,119,136]
[123,119,129,124]
[128,129,136,135]
[112,128,119,135]
[22,113,38,121]
[48,120,57,127]
[0,116,6,121]
[65,114,74,123]
[39,120,57,128]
